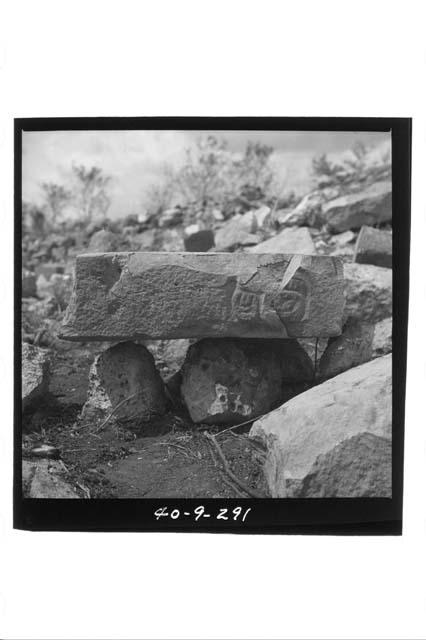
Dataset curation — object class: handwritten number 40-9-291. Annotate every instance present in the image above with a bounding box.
[154,505,251,522]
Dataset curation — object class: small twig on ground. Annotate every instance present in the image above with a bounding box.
[146,441,199,461]
[76,481,91,499]
[219,471,249,498]
[91,393,139,434]
[215,412,267,437]
[204,432,265,499]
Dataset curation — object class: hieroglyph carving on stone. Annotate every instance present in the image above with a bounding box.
[231,256,312,334]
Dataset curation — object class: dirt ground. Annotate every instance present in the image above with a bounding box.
[22,342,269,499]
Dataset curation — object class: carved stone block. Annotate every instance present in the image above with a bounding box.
[60,252,345,340]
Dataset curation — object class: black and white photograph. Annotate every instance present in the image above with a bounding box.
[3,4,425,640]
[15,119,409,533]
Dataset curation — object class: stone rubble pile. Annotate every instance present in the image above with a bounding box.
[22,162,393,498]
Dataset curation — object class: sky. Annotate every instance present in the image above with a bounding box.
[22,130,390,218]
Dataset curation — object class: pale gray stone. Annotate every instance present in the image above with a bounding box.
[343,262,392,323]
[250,354,392,497]
[322,181,392,232]
[25,460,79,499]
[22,343,50,410]
[248,227,316,255]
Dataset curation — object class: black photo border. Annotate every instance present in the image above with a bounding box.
[14,117,411,534]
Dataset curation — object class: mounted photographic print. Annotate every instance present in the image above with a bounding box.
[14,117,411,534]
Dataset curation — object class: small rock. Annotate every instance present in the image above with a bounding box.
[184,228,215,252]
[158,206,183,228]
[250,354,392,497]
[372,317,392,358]
[353,225,392,268]
[181,338,313,425]
[81,341,167,426]
[22,343,50,410]
[330,230,356,247]
[88,229,120,253]
[318,318,375,379]
[30,444,61,459]
[343,262,392,323]
[252,205,271,229]
[22,269,37,298]
[26,460,79,498]
[322,181,392,233]
[248,227,315,254]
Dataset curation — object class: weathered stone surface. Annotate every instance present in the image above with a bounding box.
[353,225,392,268]
[22,343,50,410]
[300,433,392,498]
[250,354,392,497]
[248,227,316,255]
[22,269,37,298]
[184,228,215,252]
[372,317,392,358]
[81,341,167,425]
[23,460,79,499]
[343,262,392,323]
[318,318,374,379]
[322,181,392,232]
[88,229,120,253]
[214,212,260,251]
[145,338,191,379]
[61,253,345,340]
[181,338,313,425]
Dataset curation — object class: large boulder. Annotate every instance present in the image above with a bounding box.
[322,181,392,233]
[22,343,50,410]
[250,354,392,497]
[81,341,167,426]
[343,262,392,323]
[248,227,316,254]
[181,338,314,425]
[318,318,374,379]
[60,252,345,341]
[353,225,392,268]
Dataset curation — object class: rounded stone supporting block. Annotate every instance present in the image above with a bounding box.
[60,252,345,341]
[81,341,167,426]
[180,337,314,425]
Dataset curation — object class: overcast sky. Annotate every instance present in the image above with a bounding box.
[22,130,390,217]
